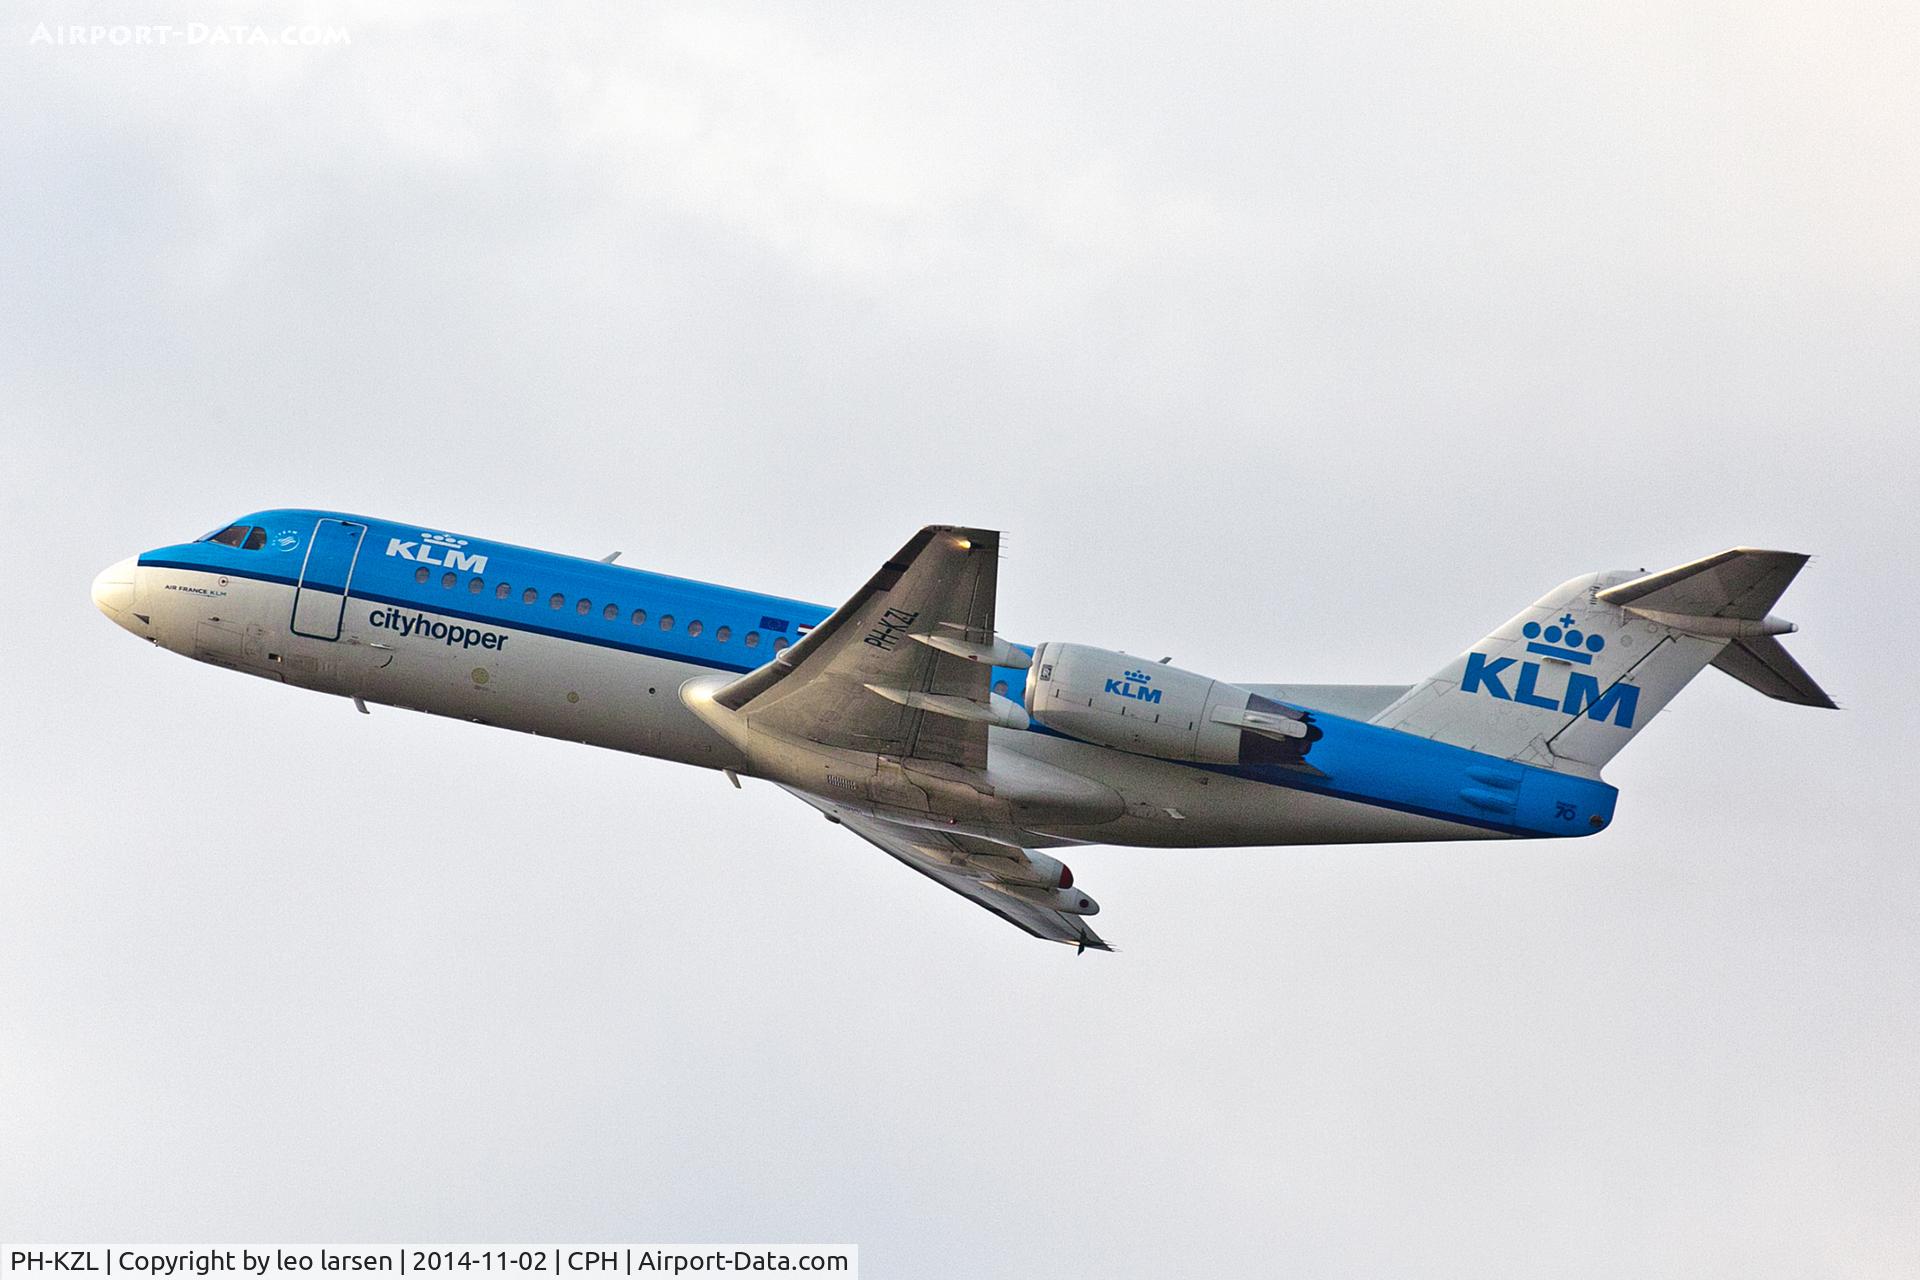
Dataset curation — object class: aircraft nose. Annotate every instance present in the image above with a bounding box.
[91,556,139,622]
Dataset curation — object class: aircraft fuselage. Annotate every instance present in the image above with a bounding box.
[93,510,1618,854]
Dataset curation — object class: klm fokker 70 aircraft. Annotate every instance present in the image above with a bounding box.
[93,515,1834,951]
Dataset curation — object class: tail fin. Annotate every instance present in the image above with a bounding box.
[1370,548,1834,776]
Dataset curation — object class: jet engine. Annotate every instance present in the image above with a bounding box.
[1023,642,1323,771]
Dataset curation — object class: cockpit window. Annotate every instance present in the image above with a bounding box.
[202,523,270,550]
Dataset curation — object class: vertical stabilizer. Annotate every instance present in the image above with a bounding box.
[1371,549,1832,775]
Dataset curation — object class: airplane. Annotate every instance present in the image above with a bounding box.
[91,513,1835,952]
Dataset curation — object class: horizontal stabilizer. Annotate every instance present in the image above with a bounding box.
[1598,547,1835,710]
[1596,548,1808,620]
[1712,635,1838,709]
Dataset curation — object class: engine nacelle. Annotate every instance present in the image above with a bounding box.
[1023,642,1323,769]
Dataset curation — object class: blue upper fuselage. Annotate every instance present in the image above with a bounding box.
[137,509,1618,839]
[139,508,832,676]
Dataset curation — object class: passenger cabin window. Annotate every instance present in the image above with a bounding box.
[523,588,537,604]
[659,615,675,631]
[630,609,647,625]
[496,583,511,599]
[773,637,789,652]
[441,572,457,589]
[687,620,703,638]
[549,593,565,610]
[415,567,430,583]
[744,631,760,647]
[468,577,483,593]
[715,625,731,643]
[602,603,618,621]
[576,598,592,615]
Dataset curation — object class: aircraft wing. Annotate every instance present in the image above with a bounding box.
[715,526,1002,769]
[786,788,1112,953]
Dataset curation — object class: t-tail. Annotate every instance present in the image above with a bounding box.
[1370,548,1835,776]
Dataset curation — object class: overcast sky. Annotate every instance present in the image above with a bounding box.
[3,3,1915,1275]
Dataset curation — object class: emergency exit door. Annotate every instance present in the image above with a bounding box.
[290,518,366,640]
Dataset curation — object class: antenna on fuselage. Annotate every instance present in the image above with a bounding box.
[599,551,622,563]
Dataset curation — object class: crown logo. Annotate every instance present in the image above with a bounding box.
[1122,669,1151,683]
[1522,615,1605,665]
[420,531,468,548]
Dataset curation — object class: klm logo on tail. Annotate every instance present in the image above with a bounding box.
[1106,668,1162,704]
[1463,616,1640,727]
